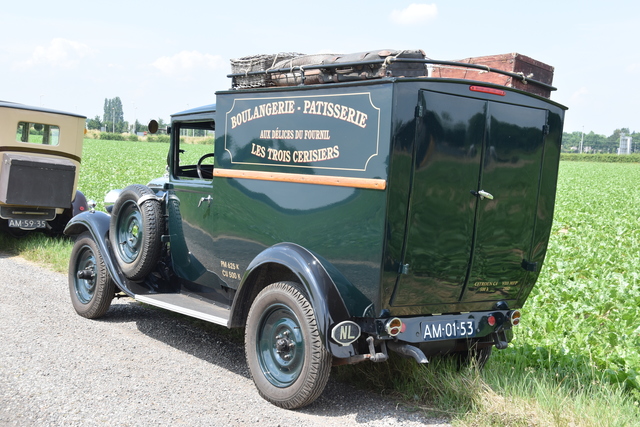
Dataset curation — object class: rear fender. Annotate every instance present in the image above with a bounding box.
[71,190,89,217]
[64,211,136,297]
[230,242,362,358]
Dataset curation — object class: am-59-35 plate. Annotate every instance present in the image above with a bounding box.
[8,219,47,229]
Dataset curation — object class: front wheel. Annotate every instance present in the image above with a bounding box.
[245,282,331,409]
[69,231,116,318]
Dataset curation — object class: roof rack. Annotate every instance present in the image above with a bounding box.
[227,57,557,95]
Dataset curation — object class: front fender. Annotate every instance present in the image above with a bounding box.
[230,242,365,358]
[64,211,136,297]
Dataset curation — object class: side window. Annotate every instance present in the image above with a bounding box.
[16,122,60,146]
[173,122,215,180]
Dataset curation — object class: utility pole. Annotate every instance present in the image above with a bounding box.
[579,126,584,154]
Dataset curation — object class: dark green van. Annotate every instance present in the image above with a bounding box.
[65,54,566,409]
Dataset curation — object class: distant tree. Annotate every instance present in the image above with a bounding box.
[86,115,102,130]
[103,97,125,133]
[561,131,582,152]
[561,130,610,153]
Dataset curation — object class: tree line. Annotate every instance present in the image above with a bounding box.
[86,98,635,152]
[85,97,168,134]
[562,128,638,154]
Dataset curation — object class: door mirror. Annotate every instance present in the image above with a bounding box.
[148,120,159,134]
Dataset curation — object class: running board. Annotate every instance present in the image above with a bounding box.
[135,293,230,327]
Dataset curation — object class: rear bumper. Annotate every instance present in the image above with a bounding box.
[370,310,517,343]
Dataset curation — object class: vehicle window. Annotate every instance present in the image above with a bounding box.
[16,122,60,146]
[173,122,215,180]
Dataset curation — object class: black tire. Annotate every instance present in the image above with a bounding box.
[473,346,493,369]
[109,185,163,281]
[245,282,331,409]
[454,345,493,370]
[69,231,116,318]
[0,220,30,237]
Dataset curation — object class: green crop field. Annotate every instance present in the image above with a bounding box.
[2,140,639,424]
[500,161,640,392]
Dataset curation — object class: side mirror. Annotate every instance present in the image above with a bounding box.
[148,120,159,134]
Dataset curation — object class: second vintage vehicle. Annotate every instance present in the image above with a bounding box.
[0,101,89,235]
[65,50,567,409]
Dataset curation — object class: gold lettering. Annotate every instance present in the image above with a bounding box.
[301,99,368,128]
[339,105,348,120]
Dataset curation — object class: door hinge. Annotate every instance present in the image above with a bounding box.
[415,104,424,118]
[542,124,550,135]
[399,263,410,275]
[521,259,538,272]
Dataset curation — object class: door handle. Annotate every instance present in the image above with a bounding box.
[470,190,494,200]
[198,195,213,207]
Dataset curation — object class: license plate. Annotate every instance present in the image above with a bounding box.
[8,219,47,229]
[422,319,476,341]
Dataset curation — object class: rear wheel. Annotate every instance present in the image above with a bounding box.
[69,231,115,318]
[245,282,331,409]
[110,185,163,280]
[0,220,30,237]
[454,345,493,369]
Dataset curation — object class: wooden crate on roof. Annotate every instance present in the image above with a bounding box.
[430,53,554,98]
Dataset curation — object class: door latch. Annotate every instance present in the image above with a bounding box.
[470,190,494,200]
[198,195,213,207]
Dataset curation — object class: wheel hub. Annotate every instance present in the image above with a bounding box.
[275,332,296,360]
[257,305,305,387]
[74,245,97,304]
[116,201,143,263]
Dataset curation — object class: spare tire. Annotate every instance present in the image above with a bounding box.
[109,184,163,281]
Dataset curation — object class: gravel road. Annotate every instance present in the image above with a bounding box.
[0,253,450,426]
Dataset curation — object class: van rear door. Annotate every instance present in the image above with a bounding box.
[390,89,549,310]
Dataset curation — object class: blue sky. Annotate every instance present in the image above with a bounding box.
[1,1,637,135]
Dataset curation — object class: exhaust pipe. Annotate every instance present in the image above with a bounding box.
[387,341,428,364]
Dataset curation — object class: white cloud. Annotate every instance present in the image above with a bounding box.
[571,87,589,103]
[16,38,93,69]
[152,51,224,78]
[625,63,640,74]
[390,3,438,25]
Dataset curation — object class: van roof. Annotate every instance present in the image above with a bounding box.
[0,100,86,119]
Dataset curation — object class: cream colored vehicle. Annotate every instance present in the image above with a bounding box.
[0,101,89,235]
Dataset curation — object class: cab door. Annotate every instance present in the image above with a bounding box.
[166,120,230,301]
[390,89,548,309]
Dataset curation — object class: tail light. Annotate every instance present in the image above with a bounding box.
[385,317,404,336]
[508,310,521,326]
[487,314,496,326]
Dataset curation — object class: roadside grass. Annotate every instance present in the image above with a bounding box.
[334,353,639,426]
[0,233,72,273]
[2,140,640,424]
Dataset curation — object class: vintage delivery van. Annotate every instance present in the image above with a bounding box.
[65,52,567,409]
[0,101,89,235]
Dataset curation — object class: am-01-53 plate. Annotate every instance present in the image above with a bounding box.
[422,319,476,341]
[8,219,47,229]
